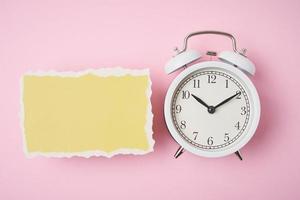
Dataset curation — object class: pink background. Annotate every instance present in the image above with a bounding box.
[1,0,300,199]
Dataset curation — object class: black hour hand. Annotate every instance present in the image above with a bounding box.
[191,94,209,109]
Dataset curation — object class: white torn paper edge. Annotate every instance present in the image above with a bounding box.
[20,67,154,158]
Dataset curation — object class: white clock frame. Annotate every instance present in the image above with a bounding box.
[164,61,261,158]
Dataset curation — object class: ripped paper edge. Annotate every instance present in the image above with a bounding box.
[20,67,154,158]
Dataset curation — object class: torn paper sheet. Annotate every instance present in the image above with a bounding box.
[21,68,154,158]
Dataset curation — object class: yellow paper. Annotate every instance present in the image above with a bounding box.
[21,68,153,157]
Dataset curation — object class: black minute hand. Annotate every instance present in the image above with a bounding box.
[191,94,209,109]
[215,92,241,109]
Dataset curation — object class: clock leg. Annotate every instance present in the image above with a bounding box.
[235,151,243,161]
[174,146,185,159]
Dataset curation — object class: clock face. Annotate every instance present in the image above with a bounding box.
[171,67,252,151]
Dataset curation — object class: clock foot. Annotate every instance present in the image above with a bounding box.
[174,146,184,159]
[235,151,243,161]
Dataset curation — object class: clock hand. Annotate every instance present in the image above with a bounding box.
[192,94,216,114]
[215,92,241,109]
[191,94,210,109]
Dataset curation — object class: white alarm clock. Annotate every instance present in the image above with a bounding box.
[164,31,260,160]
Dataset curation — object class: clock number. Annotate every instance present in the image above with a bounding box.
[236,91,241,99]
[175,105,182,113]
[193,131,198,140]
[180,120,186,129]
[224,133,230,142]
[207,136,214,145]
[193,79,200,88]
[225,79,229,88]
[208,74,216,83]
[241,106,247,115]
[235,121,240,130]
[182,90,190,99]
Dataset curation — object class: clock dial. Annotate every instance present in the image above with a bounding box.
[171,68,251,150]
